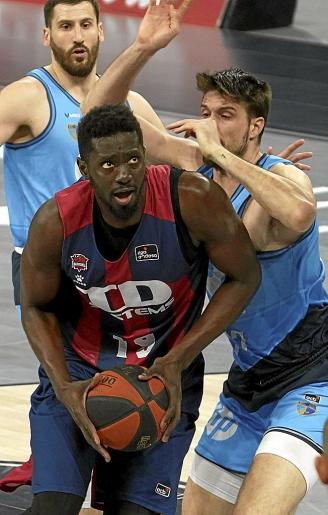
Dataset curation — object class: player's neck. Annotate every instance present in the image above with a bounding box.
[46,62,98,103]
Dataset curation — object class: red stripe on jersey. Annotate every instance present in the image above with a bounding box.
[103,257,152,366]
[165,275,195,351]
[144,166,175,222]
[56,180,93,238]
[71,292,102,366]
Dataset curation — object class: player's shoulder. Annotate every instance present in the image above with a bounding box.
[179,169,227,202]
[1,76,47,107]
[32,198,61,233]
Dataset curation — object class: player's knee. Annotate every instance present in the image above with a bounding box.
[103,500,159,515]
[22,492,84,515]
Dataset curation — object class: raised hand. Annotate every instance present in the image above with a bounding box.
[167,117,221,161]
[267,139,312,172]
[136,0,193,52]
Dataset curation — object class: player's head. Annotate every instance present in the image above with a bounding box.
[196,68,272,157]
[77,104,146,225]
[316,420,328,485]
[43,0,103,77]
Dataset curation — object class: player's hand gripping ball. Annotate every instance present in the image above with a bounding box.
[86,365,169,451]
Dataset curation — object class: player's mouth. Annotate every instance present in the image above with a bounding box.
[113,189,135,206]
[72,47,88,58]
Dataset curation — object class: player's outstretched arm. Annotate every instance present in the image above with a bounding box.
[168,117,316,236]
[21,201,110,462]
[140,172,261,441]
[81,0,192,114]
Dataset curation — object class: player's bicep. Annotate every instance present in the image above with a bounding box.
[205,199,257,284]
[128,91,166,132]
[21,200,64,308]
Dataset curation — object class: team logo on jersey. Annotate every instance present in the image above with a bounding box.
[67,123,78,140]
[135,244,159,262]
[304,394,321,403]
[74,274,87,287]
[71,254,89,272]
[297,401,317,416]
[155,483,171,498]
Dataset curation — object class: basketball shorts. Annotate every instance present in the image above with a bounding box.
[30,347,204,515]
[196,382,327,479]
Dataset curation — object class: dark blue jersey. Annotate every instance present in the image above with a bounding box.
[55,165,208,371]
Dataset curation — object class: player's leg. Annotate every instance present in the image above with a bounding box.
[182,391,266,515]
[233,453,305,515]
[25,364,96,515]
[233,382,327,515]
[22,492,84,515]
[183,476,234,515]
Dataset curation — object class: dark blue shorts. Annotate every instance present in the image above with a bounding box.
[30,347,204,515]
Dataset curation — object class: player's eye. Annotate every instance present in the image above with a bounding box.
[129,157,139,164]
[102,162,114,169]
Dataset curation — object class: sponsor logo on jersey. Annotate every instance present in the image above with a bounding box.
[67,122,78,140]
[155,483,171,498]
[71,254,89,272]
[304,394,321,403]
[65,113,81,119]
[297,401,317,416]
[75,280,174,320]
[135,244,159,262]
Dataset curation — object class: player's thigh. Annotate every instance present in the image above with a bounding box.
[79,509,100,515]
[96,411,197,515]
[183,478,233,515]
[233,453,305,515]
[30,369,96,497]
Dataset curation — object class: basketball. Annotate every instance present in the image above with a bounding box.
[86,365,169,452]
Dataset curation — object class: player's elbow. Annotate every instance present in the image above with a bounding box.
[290,199,316,233]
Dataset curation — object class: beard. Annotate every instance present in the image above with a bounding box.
[50,37,99,77]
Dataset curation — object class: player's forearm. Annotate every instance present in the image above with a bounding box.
[81,41,155,114]
[138,115,202,170]
[165,273,260,370]
[22,307,72,397]
[209,145,315,231]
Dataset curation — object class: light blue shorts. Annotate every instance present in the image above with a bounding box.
[196,381,327,474]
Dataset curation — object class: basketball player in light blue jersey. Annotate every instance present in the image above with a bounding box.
[0,0,169,312]
[167,74,328,514]
[79,3,327,514]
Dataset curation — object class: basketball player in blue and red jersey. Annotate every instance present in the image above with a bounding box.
[81,4,328,513]
[19,104,260,515]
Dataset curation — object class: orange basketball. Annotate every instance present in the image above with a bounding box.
[86,365,169,452]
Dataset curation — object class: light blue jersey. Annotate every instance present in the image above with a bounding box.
[196,155,328,473]
[200,155,328,407]
[4,67,82,248]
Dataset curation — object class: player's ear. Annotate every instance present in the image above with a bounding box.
[43,27,50,48]
[98,21,104,43]
[249,117,265,141]
[77,157,89,179]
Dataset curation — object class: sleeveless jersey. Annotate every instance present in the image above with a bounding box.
[55,165,208,371]
[4,67,82,247]
[199,155,328,408]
